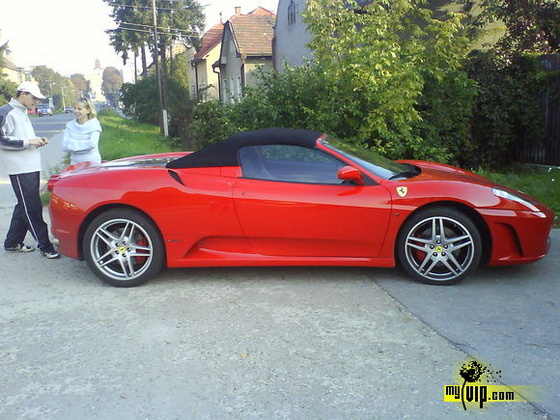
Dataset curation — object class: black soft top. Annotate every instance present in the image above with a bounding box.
[167,128,324,169]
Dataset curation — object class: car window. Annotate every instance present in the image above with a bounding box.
[239,144,346,184]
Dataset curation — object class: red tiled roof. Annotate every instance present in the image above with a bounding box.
[193,22,224,61]
[228,7,276,57]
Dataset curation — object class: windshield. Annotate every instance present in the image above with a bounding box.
[322,137,410,180]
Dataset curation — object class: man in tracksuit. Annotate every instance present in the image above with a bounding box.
[0,82,59,259]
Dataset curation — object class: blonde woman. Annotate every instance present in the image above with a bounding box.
[61,97,102,164]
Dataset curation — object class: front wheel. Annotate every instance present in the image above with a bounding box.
[397,207,482,285]
[83,209,165,287]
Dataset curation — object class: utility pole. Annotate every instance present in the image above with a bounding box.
[152,0,169,137]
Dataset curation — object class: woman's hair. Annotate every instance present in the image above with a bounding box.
[74,97,97,119]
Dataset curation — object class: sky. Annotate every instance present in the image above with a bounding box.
[0,0,278,78]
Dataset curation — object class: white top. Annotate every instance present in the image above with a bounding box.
[62,117,102,164]
[0,98,42,175]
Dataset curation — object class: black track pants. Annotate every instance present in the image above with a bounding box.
[4,172,54,252]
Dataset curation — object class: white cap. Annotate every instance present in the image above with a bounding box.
[17,81,46,99]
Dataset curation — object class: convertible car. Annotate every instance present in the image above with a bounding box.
[47,128,554,287]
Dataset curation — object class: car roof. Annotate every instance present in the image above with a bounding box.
[167,128,324,169]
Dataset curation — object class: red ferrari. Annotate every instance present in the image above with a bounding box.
[48,128,554,287]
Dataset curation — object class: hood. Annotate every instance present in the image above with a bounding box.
[400,160,543,206]
[400,160,495,186]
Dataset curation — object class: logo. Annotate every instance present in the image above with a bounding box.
[396,186,408,197]
[444,359,539,410]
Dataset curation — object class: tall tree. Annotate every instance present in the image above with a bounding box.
[476,0,560,54]
[102,66,124,106]
[104,0,205,76]
[70,74,90,97]
[1,40,18,103]
[105,0,153,76]
[303,0,474,160]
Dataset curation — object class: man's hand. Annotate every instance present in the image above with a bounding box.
[30,137,48,147]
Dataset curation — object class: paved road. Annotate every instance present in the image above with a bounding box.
[374,233,560,419]
[0,117,557,419]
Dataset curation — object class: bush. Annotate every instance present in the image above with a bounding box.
[466,51,552,168]
[119,75,196,144]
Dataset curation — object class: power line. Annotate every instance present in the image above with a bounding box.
[113,26,197,39]
[106,1,202,14]
[116,21,199,36]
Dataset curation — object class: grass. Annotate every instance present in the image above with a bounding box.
[97,109,176,160]
[476,166,559,226]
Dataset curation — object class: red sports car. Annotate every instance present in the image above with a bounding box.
[47,128,554,287]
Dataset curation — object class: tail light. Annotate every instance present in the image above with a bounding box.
[47,175,60,192]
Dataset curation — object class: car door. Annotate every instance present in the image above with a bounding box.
[232,144,392,258]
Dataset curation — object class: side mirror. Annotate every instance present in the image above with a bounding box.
[338,166,364,185]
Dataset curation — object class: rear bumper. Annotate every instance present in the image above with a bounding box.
[49,198,83,260]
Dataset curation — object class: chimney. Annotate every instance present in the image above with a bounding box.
[234,6,241,15]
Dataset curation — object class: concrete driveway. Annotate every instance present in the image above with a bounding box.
[0,130,555,419]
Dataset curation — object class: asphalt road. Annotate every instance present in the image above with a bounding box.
[373,235,560,419]
[0,116,557,419]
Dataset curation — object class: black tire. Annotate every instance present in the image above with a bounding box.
[83,208,165,287]
[397,207,482,285]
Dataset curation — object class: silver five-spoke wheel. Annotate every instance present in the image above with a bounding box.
[397,207,482,285]
[83,209,164,287]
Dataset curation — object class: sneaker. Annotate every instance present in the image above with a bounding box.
[5,244,35,253]
[41,249,60,259]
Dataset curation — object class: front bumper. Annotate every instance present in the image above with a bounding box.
[479,207,554,266]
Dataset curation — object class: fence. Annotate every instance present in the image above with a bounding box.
[514,54,560,167]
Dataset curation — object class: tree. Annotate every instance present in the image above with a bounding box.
[0,40,17,103]
[102,66,124,106]
[105,0,153,76]
[300,0,475,161]
[465,0,560,167]
[476,0,560,55]
[104,0,205,135]
[71,74,90,97]
[104,0,205,76]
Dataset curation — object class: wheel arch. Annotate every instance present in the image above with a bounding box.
[395,200,492,266]
[77,204,165,261]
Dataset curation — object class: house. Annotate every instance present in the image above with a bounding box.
[1,52,32,85]
[189,22,224,101]
[213,7,276,104]
[274,0,312,70]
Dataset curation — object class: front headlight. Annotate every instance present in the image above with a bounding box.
[492,188,540,212]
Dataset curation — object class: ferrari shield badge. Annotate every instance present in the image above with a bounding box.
[396,186,408,197]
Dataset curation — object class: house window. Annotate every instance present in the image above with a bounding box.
[288,0,296,26]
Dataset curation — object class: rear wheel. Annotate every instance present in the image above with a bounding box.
[397,207,481,285]
[83,209,165,287]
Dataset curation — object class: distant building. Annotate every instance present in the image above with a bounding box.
[188,22,224,101]
[1,52,33,85]
[213,7,276,104]
[85,59,106,103]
